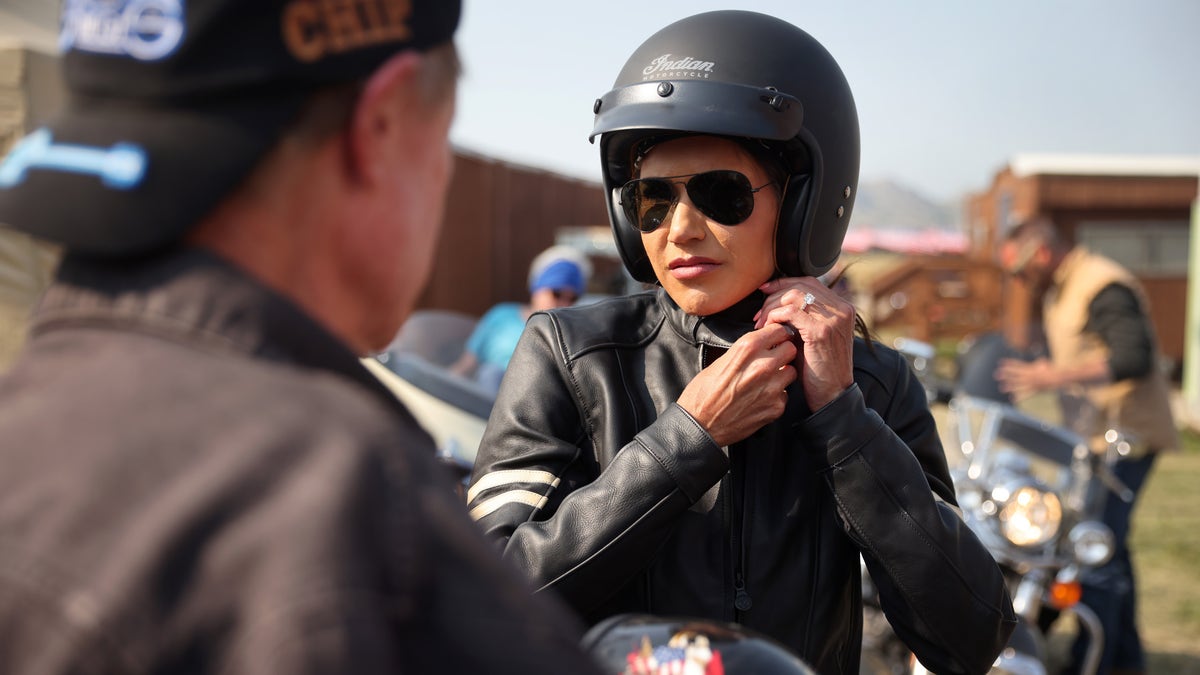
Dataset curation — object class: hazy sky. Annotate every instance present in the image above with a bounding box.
[450,1,1200,201]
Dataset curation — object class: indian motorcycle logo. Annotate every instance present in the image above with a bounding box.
[642,54,715,80]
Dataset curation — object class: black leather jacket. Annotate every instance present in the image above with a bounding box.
[0,251,603,674]
[469,289,1015,675]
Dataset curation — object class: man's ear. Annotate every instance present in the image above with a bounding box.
[344,50,424,185]
[998,241,1017,270]
[1032,242,1053,268]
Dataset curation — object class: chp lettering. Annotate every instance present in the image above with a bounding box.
[642,54,715,80]
[283,0,412,63]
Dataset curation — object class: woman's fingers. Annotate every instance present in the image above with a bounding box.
[757,277,856,411]
[676,324,799,447]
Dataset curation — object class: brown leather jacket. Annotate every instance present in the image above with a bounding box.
[469,289,1016,675]
[0,249,602,674]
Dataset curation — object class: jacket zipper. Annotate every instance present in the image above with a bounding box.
[704,344,752,620]
[730,442,752,619]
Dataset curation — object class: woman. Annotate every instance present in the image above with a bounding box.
[468,11,1014,674]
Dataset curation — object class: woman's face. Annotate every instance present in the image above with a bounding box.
[637,136,781,316]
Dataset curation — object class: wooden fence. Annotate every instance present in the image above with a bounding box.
[418,149,609,317]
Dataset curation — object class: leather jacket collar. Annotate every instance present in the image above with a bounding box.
[659,288,766,349]
[34,247,404,414]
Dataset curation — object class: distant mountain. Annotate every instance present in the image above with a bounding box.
[840,180,968,255]
[849,180,961,232]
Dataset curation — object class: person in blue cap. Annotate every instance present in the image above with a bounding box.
[452,245,591,393]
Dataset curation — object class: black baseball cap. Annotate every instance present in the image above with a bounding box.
[0,0,460,257]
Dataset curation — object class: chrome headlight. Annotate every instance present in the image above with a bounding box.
[1069,521,1115,567]
[991,647,1048,675]
[989,482,1062,547]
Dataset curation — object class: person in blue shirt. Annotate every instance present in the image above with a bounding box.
[452,246,590,393]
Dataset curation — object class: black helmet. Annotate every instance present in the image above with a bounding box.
[590,10,860,283]
[582,614,817,674]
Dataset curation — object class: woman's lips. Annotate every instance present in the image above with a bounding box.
[668,257,719,280]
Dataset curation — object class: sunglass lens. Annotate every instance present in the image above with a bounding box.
[640,202,672,232]
[623,179,676,232]
[688,170,754,225]
[620,171,760,232]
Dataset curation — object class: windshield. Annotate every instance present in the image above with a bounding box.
[952,396,1085,495]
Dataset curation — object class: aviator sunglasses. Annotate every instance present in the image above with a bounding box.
[619,170,775,233]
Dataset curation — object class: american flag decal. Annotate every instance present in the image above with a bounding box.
[623,632,725,675]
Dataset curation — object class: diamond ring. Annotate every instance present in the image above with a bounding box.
[801,292,816,311]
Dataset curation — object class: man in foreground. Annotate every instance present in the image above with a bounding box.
[0,1,602,672]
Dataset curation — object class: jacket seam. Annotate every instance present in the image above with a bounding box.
[548,304,666,362]
[548,310,669,460]
[545,312,598,448]
[536,490,680,598]
[615,349,642,434]
[636,436,679,487]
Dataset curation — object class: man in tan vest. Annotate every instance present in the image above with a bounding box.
[996,216,1178,675]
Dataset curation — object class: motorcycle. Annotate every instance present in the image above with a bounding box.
[362,309,494,494]
[864,336,1132,675]
[946,394,1132,675]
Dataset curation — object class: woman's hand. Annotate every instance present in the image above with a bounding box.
[676,323,798,447]
[755,277,855,412]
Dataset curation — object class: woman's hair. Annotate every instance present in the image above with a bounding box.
[823,264,875,348]
[629,134,791,186]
